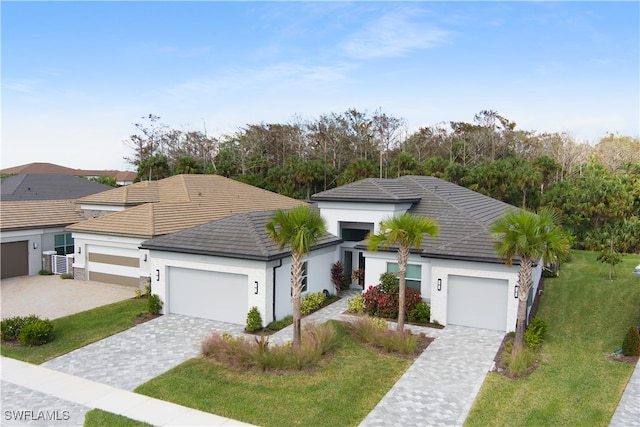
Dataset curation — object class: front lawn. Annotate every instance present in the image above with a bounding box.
[135,321,410,427]
[1,298,147,364]
[465,250,640,426]
[83,409,152,427]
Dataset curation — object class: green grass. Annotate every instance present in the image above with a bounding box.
[84,409,152,427]
[1,298,147,364]
[465,250,640,427]
[135,320,410,427]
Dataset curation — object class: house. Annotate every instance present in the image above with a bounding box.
[66,174,304,288]
[311,176,542,332]
[140,210,341,325]
[1,162,136,186]
[0,174,112,278]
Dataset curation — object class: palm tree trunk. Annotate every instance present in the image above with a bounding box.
[397,245,410,332]
[291,252,303,348]
[514,258,533,353]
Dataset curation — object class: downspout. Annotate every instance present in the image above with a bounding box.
[272,258,282,322]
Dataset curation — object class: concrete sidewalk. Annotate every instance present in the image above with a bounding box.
[1,357,252,426]
[609,357,640,426]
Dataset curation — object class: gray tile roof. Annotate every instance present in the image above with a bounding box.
[140,210,342,261]
[314,175,518,263]
[1,174,112,201]
[311,178,421,203]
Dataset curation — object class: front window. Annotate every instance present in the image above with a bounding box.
[54,233,74,255]
[387,262,422,292]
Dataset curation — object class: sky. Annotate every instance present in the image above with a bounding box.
[2,1,639,171]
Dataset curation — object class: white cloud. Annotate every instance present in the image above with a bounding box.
[3,78,40,93]
[341,8,451,60]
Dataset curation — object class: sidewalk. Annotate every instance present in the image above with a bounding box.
[1,357,252,426]
[609,357,640,426]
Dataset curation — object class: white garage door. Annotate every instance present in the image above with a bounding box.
[168,267,248,325]
[447,275,508,331]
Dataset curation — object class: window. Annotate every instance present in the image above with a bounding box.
[54,233,74,255]
[387,263,421,292]
[292,261,308,295]
[341,228,369,242]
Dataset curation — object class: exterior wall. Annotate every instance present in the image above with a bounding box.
[429,258,519,332]
[78,204,125,220]
[148,250,270,326]
[0,226,67,275]
[317,201,413,236]
[364,251,433,301]
[273,245,338,322]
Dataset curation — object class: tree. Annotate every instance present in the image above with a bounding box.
[88,176,118,187]
[265,206,327,347]
[490,207,570,353]
[367,213,439,332]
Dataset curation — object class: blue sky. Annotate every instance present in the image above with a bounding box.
[2,1,638,171]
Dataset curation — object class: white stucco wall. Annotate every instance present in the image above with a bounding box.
[317,201,412,236]
[363,251,432,301]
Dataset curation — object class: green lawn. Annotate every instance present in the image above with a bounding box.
[83,409,152,427]
[1,298,147,364]
[466,250,640,427]
[135,321,410,427]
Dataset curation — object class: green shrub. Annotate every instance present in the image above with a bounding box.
[300,292,326,315]
[1,315,41,341]
[408,302,431,324]
[60,273,74,280]
[246,306,263,332]
[525,317,548,349]
[18,318,54,346]
[622,326,640,356]
[505,346,536,377]
[347,294,365,314]
[134,289,142,298]
[147,294,163,315]
[379,272,399,294]
[349,316,419,355]
[265,315,293,332]
[38,269,52,276]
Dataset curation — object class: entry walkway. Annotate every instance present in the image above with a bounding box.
[609,357,640,426]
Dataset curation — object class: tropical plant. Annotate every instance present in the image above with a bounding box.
[265,205,327,348]
[367,213,439,331]
[490,207,570,353]
[330,261,345,294]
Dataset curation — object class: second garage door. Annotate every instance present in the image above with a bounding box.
[168,267,248,324]
[447,275,508,331]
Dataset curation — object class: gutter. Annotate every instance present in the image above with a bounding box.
[272,258,282,323]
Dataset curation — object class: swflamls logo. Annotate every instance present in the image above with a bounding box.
[4,410,71,421]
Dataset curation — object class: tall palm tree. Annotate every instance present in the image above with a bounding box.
[491,207,570,353]
[266,205,327,348]
[367,213,440,332]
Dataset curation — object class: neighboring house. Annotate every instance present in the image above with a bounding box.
[66,174,304,288]
[1,162,136,186]
[140,210,341,325]
[311,176,543,332]
[0,174,112,279]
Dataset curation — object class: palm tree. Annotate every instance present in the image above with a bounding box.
[367,213,440,332]
[490,207,570,353]
[266,205,327,348]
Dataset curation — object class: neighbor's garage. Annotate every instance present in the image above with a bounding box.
[86,244,140,287]
[447,275,508,331]
[1,241,29,279]
[168,267,248,324]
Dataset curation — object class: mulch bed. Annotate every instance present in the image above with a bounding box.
[605,352,639,366]
[132,313,161,325]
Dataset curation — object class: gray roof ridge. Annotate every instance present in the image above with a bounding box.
[246,211,272,257]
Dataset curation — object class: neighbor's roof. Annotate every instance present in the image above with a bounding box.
[1,174,112,202]
[67,174,305,238]
[311,178,421,203]
[313,175,518,263]
[140,210,342,261]
[0,199,84,231]
[1,162,136,182]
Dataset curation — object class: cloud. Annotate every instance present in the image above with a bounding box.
[3,78,40,93]
[341,8,452,60]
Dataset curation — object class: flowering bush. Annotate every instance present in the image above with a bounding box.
[362,285,422,319]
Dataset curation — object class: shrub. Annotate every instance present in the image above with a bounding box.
[379,272,399,294]
[245,307,263,332]
[134,289,142,298]
[349,316,419,355]
[265,315,293,332]
[409,302,431,324]
[504,346,536,377]
[362,285,423,319]
[59,273,74,280]
[145,284,151,297]
[347,294,365,314]
[38,269,52,276]
[147,294,163,315]
[1,315,42,342]
[622,325,640,357]
[525,317,548,350]
[330,261,345,294]
[18,318,54,346]
[300,292,326,315]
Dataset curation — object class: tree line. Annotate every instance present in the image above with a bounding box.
[123,110,640,254]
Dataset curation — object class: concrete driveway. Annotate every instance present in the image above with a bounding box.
[1,275,135,320]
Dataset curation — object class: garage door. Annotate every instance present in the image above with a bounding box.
[168,267,248,324]
[87,245,140,287]
[447,275,508,331]
[1,241,29,279]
